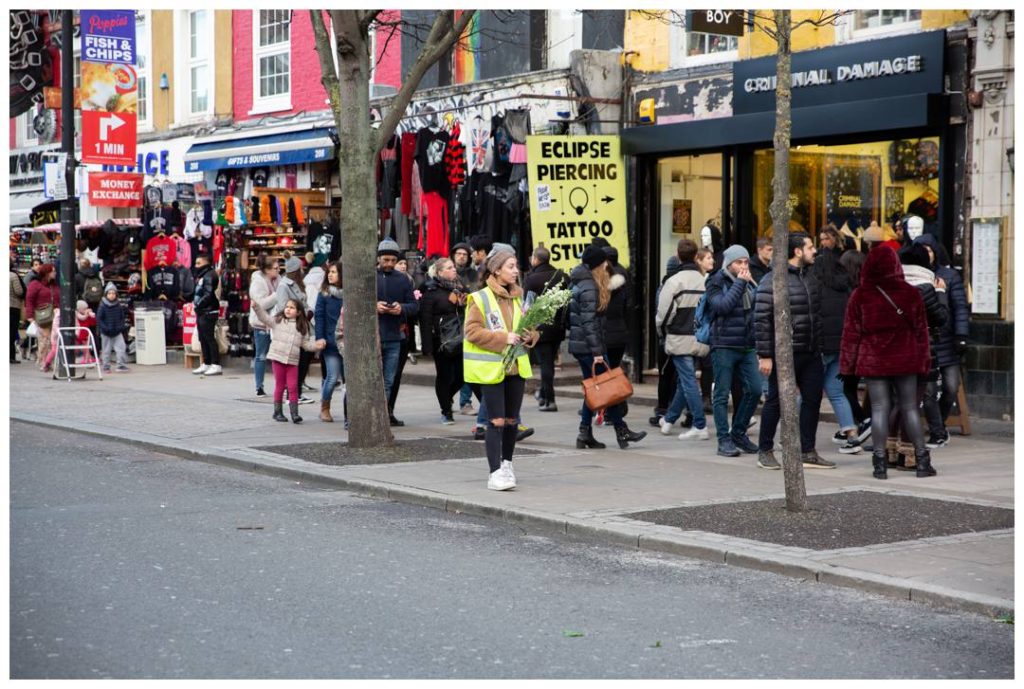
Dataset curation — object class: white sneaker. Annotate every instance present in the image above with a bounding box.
[487,469,515,491]
[203,364,223,376]
[659,418,675,435]
[192,364,209,375]
[500,460,516,485]
[679,427,710,441]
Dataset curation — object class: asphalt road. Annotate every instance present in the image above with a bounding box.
[10,422,1014,679]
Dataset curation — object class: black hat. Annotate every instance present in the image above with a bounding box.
[581,244,607,270]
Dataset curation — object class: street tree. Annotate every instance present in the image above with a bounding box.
[310,10,476,447]
[636,10,845,511]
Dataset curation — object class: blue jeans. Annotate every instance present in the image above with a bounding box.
[665,355,706,429]
[321,349,343,402]
[822,353,855,431]
[381,340,402,399]
[253,329,271,391]
[575,353,625,428]
[711,348,761,442]
[460,383,472,407]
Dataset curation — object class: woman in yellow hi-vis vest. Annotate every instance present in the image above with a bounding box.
[463,246,537,491]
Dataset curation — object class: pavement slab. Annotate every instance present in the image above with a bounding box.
[8,359,1014,617]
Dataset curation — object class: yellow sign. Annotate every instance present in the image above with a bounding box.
[526,135,629,271]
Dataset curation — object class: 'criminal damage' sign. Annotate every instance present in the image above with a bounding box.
[527,135,629,271]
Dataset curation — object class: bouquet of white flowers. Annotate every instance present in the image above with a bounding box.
[501,285,573,373]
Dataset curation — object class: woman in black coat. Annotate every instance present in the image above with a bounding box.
[419,258,469,424]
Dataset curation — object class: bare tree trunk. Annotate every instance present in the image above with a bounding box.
[310,10,477,447]
[768,9,807,512]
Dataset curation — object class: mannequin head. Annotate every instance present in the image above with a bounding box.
[906,215,924,241]
[700,225,713,248]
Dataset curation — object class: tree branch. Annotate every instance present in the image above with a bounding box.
[358,9,382,35]
[310,10,341,123]
[375,10,477,149]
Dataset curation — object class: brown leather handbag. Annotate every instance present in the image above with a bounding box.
[582,363,633,412]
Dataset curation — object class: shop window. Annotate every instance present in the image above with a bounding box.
[657,154,726,269]
[252,10,291,113]
[837,10,922,43]
[750,137,941,241]
[855,10,921,31]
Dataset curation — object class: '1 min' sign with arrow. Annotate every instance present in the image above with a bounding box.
[526,135,630,271]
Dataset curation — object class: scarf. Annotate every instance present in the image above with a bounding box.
[724,269,754,310]
[322,285,343,300]
[435,276,465,296]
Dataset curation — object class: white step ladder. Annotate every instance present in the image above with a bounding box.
[53,326,103,381]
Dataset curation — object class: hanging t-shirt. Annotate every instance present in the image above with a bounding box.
[307,220,342,261]
[378,134,402,210]
[415,127,451,195]
[144,234,177,271]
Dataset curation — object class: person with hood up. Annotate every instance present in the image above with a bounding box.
[568,245,647,450]
[914,233,970,447]
[97,283,129,372]
[840,246,935,479]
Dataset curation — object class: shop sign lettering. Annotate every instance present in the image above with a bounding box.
[527,135,629,270]
[742,56,923,93]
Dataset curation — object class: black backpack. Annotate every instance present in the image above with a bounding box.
[82,274,104,304]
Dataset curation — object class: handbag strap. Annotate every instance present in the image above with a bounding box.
[875,285,910,326]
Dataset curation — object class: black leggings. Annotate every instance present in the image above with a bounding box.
[480,377,526,473]
[842,376,867,425]
[923,365,961,436]
[866,376,926,459]
[11,307,21,361]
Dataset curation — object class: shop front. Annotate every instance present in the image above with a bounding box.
[621,30,970,398]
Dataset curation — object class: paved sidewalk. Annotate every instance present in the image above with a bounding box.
[9,358,1014,617]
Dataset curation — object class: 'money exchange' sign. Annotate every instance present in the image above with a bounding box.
[527,135,629,271]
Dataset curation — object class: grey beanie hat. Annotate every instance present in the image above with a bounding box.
[104,282,118,296]
[284,256,302,274]
[722,244,749,269]
[377,237,401,257]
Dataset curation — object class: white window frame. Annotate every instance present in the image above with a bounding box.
[20,111,39,147]
[668,19,738,69]
[250,10,292,115]
[135,10,153,132]
[172,10,215,126]
[835,10,923,44]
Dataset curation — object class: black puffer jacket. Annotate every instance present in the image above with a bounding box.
[602,265,630,349]
[812,251,853,355]
[418,278,464,356]
[749,253,771,285]
[523,262,569,344]
[192,264,220,315]
[914,234,969,367]
[755,265,823,358]
[704,268,757,350]
[567,264,605,356]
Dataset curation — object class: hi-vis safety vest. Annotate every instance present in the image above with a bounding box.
[463,285,532,384]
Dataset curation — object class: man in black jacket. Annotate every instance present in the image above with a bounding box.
[377,238,419,426]
[524,246,568,411]
[748,238,773,285]
[191,253,221,376]
[753,233,833,470]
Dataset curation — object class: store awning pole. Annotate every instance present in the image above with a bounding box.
[59,8,78,375]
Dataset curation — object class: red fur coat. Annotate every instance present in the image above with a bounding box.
[840,246,931,378]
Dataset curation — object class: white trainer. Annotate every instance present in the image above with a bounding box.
[500,460,516,485]
[659,418,675,435]
[203,364,223,376]
[679,427,710,441]
[487,469,515,491]
[192,364,209,375]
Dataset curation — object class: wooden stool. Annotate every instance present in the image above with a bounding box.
[944,368,972,436]
[184,351,202,370]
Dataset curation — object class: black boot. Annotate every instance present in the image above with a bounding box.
[915,449,937,477]
[289,402,303,424]
[576,424,606,449]
[871,452,888,480]
[273,402,287,422]
[615,423,647,449]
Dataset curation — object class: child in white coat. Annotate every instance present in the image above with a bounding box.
[252,298,325,423]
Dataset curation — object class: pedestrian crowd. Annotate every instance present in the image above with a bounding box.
[10,212,968,492]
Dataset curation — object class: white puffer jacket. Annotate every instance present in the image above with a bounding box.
[251,301,319,365]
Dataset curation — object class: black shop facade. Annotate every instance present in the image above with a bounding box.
[619,29,971,396]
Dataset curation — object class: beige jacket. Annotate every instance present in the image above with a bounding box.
[10,272,25,311]
[252,301,319,365]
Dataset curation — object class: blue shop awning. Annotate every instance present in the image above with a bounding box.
[184,127,336,172]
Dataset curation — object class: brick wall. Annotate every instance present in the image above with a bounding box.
[233,10,330,122]
[373,10,402,89]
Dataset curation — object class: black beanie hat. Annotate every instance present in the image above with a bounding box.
[581,244,607,270]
